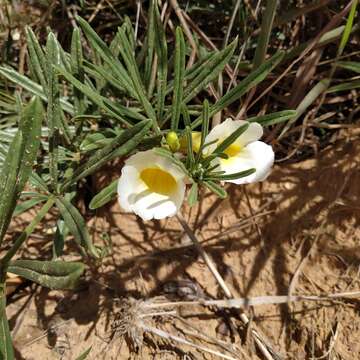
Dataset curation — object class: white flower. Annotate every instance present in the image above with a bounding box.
[117,148,186,221]
[204,118,274,184]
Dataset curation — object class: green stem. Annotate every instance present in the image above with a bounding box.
[0,197,55,266]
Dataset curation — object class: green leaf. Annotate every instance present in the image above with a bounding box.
[46,33,61,192]
[0,286,14,360]
[25,26,48,90]
[183,39,237,104]
[336,61,360,74]
[117,28,159,133]
[84,61,127,93]
[253,0,278,68]
[7,259,85,289]
[76,16,136,99]
[71,27,86,115]
[0,132,23,244]
[144,0,156,87]
[188,182,198,207]
[185,126,195,170]
[0,66,74,115]
[171,27,186,131]
[89,180,118,210]
[198,99,210,155]
[17,97,43,191]
[327,79,360,93]
[55,197,100,258]
[53,220,67,258]
[213,123,249,156]
[206,168,256,181]
[247,110,297,126]
[61,119,152,191]
[13,196,47,217]
[280,79,329,138]
[191,52,285,129]
[204,180,227,199]
[75,347,92,360]
[337,0,358,56]
[55,65,144,125]
[153,2,168,122]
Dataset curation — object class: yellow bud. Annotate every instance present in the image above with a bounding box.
[166,131,180,152]
[179,131,202,153]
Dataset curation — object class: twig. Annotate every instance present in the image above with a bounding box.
[176,213,232,298]
[169,0,197,68]
[176,213,281,360]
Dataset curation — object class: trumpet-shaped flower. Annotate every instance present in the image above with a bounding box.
[117,149,186,221]
[204,118,274,184]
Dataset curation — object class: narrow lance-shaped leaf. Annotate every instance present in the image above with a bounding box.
[56,197,100,258]
[327,79,360,93]
[204,180,227,199]
[53,220,67,258]
[205,168,256,181]
[153,2,168,122]
[336,61,360,74]
[14,196,47,217]
[117,28,159,133]
[61,119,152,191]
[47,33,61,193]
[144,0,156,87]
[75,347,92,360]
[0,66,74,115]
[0,131,23,244]
[253,0,278,68]
[76,16,136,99]
[337,0,358,56]
[55,65,145,125]
[191,51,285,129]
[197,99,210,159]
[279,79,329,138]
[188,182,198,207]
[247,110,297,126]
[71,27,86,115]
[183,39,237,103]
[0,285,14,360]
[25,26,48,91]
[17,97,43,191]
[171,27,186,131]
[7,259,85,289]
[89,180,118,210]
[213,123,249,156]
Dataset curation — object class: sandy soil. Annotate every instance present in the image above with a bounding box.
[5,130,360,359]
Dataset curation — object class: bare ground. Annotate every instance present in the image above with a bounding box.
[5,129,360,359]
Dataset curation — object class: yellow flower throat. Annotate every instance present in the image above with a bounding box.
[140,168,177,196]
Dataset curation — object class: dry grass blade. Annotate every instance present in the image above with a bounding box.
[141,325,238,360]
[146,290,360,309]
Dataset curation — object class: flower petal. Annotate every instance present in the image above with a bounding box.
[117,165,145,211]
[204,118,263,155]
[218,141,274,184]
[132,181,185,220]
[117,148,186,220]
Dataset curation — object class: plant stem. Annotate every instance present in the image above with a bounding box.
[176,213,232,297]
[0,197,55,266]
